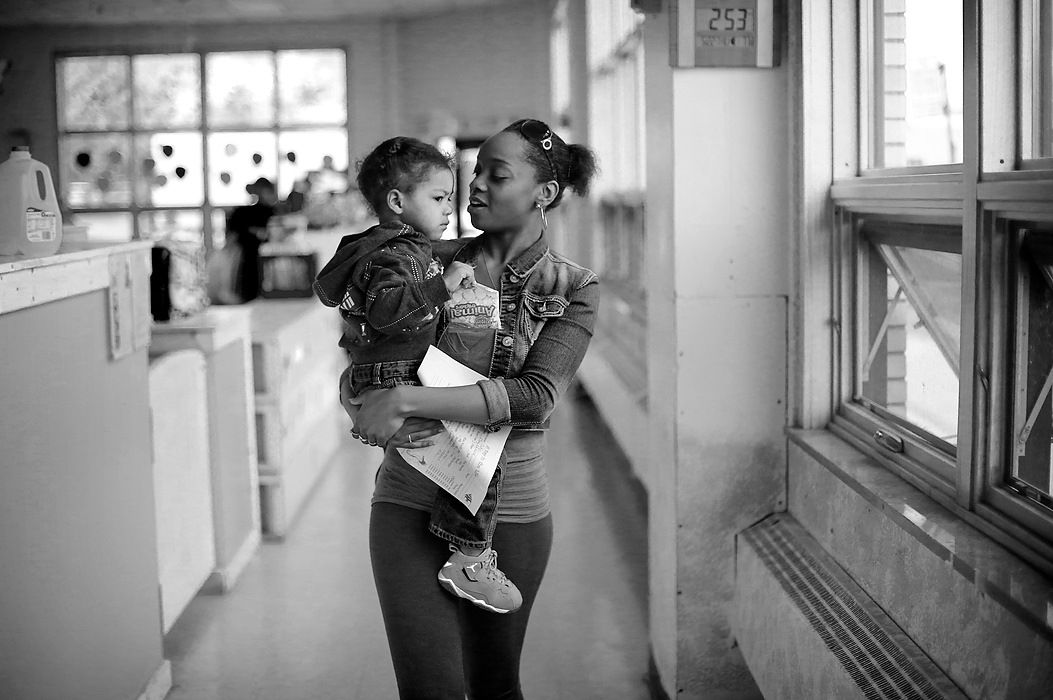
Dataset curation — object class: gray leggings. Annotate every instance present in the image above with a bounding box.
[369,502,554,699]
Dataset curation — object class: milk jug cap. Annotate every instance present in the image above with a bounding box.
[9,146,30,158]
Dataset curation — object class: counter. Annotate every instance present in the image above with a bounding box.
[0,240,153,316]
[0,241,170,700]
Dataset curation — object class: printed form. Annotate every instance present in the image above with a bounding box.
[396,345,511,515]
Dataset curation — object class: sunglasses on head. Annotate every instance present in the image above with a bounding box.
[516,119,557,182]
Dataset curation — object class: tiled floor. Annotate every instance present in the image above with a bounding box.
[164,387,652,699]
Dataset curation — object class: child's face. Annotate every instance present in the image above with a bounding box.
[398,167,454,240]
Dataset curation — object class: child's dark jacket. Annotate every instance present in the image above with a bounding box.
[313,221,449,364]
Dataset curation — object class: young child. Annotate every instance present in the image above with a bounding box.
[313,137,522,614]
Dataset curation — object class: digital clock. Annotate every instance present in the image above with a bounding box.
[670,0,780,68]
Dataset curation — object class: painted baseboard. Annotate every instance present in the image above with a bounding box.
[202,528,261,594]
[647,647,672,700]
[137,660,172,700]
[576,352,650,490]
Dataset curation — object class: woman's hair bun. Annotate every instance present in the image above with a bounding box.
[565,143,599,198]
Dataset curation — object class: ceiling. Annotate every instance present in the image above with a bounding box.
[0,0,521,27]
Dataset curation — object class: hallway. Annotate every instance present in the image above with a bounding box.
[163,386,652,699]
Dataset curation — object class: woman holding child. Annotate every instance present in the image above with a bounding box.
[343,119,599,699]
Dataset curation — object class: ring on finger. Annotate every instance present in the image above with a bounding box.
[408,433,415,444]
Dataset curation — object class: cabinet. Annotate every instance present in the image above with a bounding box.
[248,298,346,537]
[150,306,260,592]
[148,349,214,633]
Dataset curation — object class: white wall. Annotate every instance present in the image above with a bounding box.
[644,8,790,698]
[397,3,554,141]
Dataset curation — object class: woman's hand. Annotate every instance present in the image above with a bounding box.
[384,416,445,449]
[350,385,445,449]
[338,366,360,422]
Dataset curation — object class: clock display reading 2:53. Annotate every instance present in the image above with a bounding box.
[706,7,755,32]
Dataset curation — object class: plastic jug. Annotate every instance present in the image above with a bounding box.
[0,146,63,258]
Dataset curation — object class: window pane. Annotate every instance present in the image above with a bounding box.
[133,54,201,129]
[276,129,348,197]
[211,208,228,249]
[1012,240,1053,502]
[206,52,275,128]
[858,236,961,447]
[70,212,134,242]
[874,0,964,168]
[58,56,130,131]
[61,134,133,207]
[456,146,483,238]
[134,133,204,207]
[207,132,277,206]
[1036,2,1053,157]
[139,209,204,244]
[277,50,346,125]
[142,210,209,318]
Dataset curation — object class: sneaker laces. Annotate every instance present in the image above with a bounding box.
[479,549,512,588]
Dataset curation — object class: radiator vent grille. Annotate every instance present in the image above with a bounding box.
[745,520,962,700]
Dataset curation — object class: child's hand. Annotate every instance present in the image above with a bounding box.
[442,261,476,293]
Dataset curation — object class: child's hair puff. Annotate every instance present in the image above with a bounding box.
[356,137,454,216]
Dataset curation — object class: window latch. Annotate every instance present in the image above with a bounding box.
[873,429,904,454]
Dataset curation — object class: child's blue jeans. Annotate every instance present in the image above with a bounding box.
[351,359,502,550]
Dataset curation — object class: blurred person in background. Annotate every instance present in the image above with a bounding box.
[226,176,278,301]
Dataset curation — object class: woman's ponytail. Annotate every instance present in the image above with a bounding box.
[565,143,599,199]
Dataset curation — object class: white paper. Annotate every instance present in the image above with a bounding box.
[396,345,511,515]
[108,253,134,360]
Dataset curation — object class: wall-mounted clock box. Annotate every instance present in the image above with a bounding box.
[670,0,781,68]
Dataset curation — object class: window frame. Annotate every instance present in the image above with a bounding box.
[822,0,1053,574]
[55,45,349,248]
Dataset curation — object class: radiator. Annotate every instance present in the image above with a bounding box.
[733,516,968,700]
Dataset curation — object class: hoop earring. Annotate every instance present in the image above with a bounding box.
[537,202,548,232]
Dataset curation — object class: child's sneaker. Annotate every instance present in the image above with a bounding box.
[437,545,523,613]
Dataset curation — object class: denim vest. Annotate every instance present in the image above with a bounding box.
[433,233,599,432]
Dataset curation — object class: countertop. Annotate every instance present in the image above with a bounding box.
[0,240,153,316]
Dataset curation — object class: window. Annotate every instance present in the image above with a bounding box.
[855,222,961,454]
[870,0,964,169]
[582,0,647,408]
[1024,0,1053,160]
[587,0,646,290]
[828,0,1053,566]
[1010,231,1053,511]
[56,49,347,248]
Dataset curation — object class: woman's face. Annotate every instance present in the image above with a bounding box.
[467,131,542,234]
